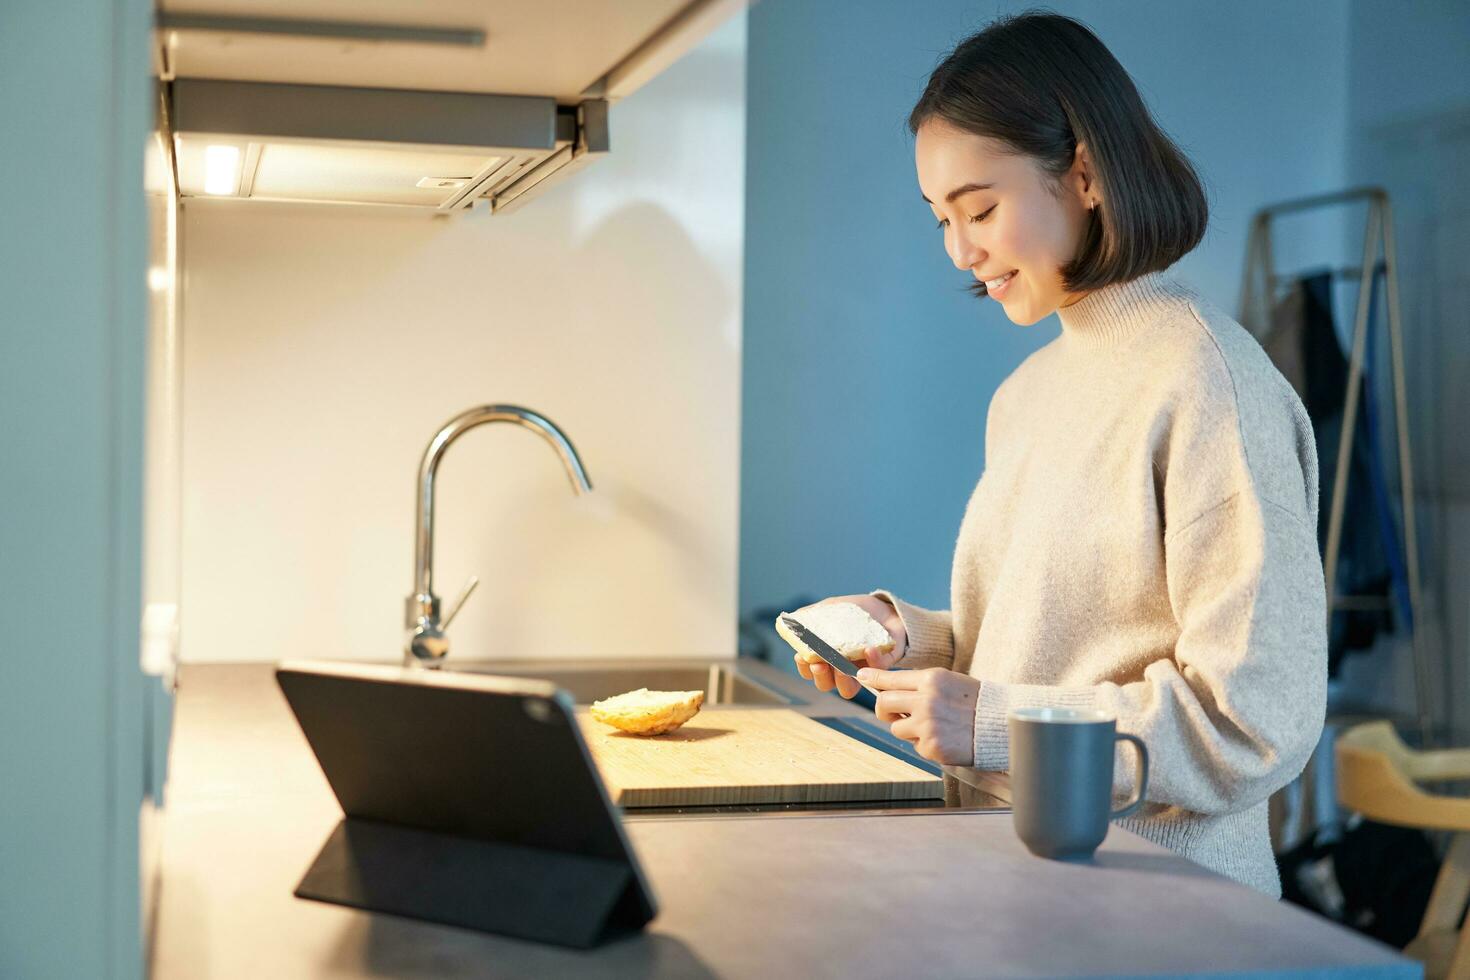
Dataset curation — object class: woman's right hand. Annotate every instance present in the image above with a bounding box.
[791,594,907,700]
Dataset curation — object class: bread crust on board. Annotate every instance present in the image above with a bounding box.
[775,602,895,664]
[589,688,706,736]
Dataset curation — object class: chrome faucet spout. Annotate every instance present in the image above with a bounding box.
[405,404,592,666]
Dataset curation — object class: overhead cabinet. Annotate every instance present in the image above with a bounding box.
[156,0,744,213]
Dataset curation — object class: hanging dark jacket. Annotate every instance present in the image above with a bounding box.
[1259,271,1393,675]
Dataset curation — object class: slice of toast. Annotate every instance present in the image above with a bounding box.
[775,602,894,665]
[589,688,706,736]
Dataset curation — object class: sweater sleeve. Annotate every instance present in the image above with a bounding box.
[869,590,956,671]
[964,490,1327,817]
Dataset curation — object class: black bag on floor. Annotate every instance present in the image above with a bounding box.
[1279,818,1440,949]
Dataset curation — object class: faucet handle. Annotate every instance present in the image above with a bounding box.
[441,574,481,630]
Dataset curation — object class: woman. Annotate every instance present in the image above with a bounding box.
[794,12,1326,898]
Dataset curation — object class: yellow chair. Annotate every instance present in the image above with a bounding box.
[1337,721,1470,979]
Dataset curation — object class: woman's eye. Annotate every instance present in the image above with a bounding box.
[936,205,996,230]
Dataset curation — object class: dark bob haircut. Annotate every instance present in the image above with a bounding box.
[909,11,1208,296]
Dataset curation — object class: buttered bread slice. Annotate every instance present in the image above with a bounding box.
[775,601,894,664]
[590,688,706,736]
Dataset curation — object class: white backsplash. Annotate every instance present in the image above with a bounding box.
[175,13,746,665]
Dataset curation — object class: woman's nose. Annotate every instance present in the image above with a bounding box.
[950,233,983,272]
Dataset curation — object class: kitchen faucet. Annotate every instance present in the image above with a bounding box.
[405,404,593,667]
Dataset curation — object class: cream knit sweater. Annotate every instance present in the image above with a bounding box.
[875,272,1327,897]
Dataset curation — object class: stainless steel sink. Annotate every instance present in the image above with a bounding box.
[451,661,804,706]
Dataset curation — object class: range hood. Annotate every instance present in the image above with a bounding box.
[170,79,605,213]
[157,0,744,213]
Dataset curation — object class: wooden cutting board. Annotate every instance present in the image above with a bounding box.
[575,707,943,807]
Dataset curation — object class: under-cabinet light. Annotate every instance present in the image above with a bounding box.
[203,144,241,195]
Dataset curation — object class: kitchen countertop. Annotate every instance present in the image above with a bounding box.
[150,662,1418,979]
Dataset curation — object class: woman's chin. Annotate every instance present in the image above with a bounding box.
[1001,302,1050,327]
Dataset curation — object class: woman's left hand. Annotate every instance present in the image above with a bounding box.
[857,667,982,767]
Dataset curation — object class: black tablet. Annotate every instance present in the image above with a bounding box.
[275,660,657,947]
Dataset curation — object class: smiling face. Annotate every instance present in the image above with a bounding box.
[916,119,1096,325]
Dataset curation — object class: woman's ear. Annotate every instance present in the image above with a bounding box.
[1071,141,1101,210]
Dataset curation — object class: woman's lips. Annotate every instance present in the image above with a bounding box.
[983,269,1017,300]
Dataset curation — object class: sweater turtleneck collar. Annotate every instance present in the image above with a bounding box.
[1056,271,1189,349]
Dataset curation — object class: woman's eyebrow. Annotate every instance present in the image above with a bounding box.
[921,181,995,205]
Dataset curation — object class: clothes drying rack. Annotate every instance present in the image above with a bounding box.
[1238,186,1431,749]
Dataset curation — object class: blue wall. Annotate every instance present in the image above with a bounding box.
[0,0,151,974]
[739,0,1353,636]
[1338,0,1470,736]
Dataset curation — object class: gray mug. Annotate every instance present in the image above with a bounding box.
[1007,707,1149,861]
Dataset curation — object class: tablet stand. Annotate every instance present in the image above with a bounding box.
[294,818,649,949]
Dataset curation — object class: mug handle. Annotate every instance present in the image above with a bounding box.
[1110,733,1150,819]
